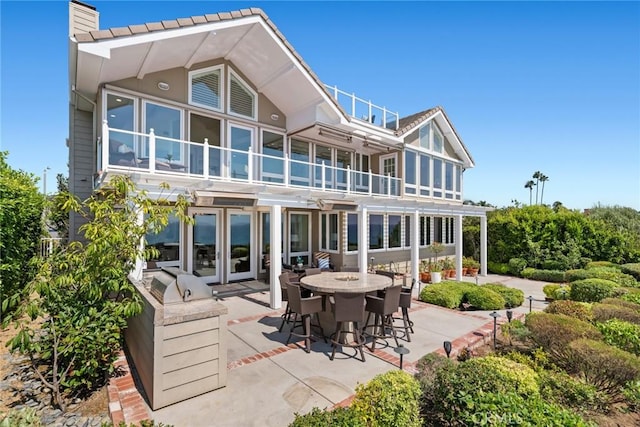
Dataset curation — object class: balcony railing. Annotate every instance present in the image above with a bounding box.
[324,84,399,131]
[100,123,402,197]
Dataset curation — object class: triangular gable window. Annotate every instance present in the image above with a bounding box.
[189,65,223,111]
[417,121,444,154]
[229,70,257,120]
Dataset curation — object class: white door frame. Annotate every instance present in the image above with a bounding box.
[187,208,221,285]
[227,210,255,282]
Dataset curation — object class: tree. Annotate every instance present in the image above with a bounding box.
[524,180,536,205]
[0,151,45,318]
[7,176,191,410]
[539,174,549,205]
[46,174,70,240]
[532,171,542,204]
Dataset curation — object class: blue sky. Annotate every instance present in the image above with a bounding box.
[1,1,639,210]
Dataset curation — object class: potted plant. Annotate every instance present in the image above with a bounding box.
[419,259,431,283]
[461,256,473,276]
[467,258,480,276]
[430,260,442,284]
[442,257,455,278]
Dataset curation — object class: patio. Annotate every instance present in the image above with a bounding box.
[114,275,548,426]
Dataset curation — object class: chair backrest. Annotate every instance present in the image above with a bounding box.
[303,267,321,277]
[340,266,359,272]
[375,270,395,285]
[332,292,366,323]
[399,279,415,308]
[287,283,303,314]
[382,284,403,315]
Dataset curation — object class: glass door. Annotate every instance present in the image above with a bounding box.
[228,211,254,281]
[289,212,310,265]
[188,210,220,284]
[229,124,253,180]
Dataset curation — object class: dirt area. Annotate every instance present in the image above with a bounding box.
[0,321,108,419]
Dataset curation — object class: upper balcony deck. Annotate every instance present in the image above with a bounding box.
[325,84,399,131]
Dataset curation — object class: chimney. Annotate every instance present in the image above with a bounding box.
[69,0,99,37]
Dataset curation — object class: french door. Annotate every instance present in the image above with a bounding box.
[188,209,221,284]
[227,211,254,281]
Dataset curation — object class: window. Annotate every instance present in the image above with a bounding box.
[320,213,339,252]
[290,213,310,265]
[144,102,182,162]
[456,165,462,200]
[315,145,332,188]
[336,149,351,190]
[355,153,370,191]
[388,215,402,248]
[189,113,221,176]
[369,214,384,250]
[404,215,411,247]
[145,212,180,265]
[189,65,222,111]
[347,213,358,252]
[229,124,253,180]
[433,126,444,153]
[106,93,136,167]
[419,154,430,196]
[445,161,454,199]
[228,70,256,119]
[433,158,443,197]
[404,150,416,195]
[445,217,455,244]
[420,216,431,246]
[261,131,284,183]
[434,217,443,243]
[290,139,310,187]
[419,123,430,149]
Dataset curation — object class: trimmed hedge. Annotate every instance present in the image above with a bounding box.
[565,267,638,288]
[545,300,593,322]
[597,319,640,356]
[569,278,618,302]
[289,407,364,427]
[621,263,640,281]
[481,283,525,308]
[488,261,509,275]
[600,297,640,311]
[419,281,472,309]
[522,268,566,283]
[465,287,505,310]
[350,370,422,427]
[538,370,607,413]
[592,303,640,325]
[586,261,620,270]
[508,257,527,276]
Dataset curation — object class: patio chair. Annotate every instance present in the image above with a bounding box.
[329,292,367,362]
[393,279,416,341]
[278,272,300,332]
[263,254,270,284]
[340,266,359,272]
[286,284,326,353]
[363,284,402,351]
[313,251,334,271]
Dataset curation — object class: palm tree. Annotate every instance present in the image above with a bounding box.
[524,180,535,205]
[532,171,541,204]
[539,174,549,205]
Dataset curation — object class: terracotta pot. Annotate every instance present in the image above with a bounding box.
[461,267,468,276]
[420,272,431,283]
[449,269,456,279]
[468,268,479,277]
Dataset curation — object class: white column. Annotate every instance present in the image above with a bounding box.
[480,215,488,276]
[269,205,283,309]
[132,206,144,282]
[455,214,463,281]
[411,210,420,295]
[358,206,368,272]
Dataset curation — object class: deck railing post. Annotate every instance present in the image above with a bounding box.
[369,170,373,196]
[148,129,156,173]
[387,173,391,197]
[346,165,351,194]
[203,138,209,179]
[248,147,253,183]
[101,120,109,170]
[321,162,326,191]
[284,152,290,187]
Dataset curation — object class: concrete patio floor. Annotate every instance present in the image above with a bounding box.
[137,274,549,427]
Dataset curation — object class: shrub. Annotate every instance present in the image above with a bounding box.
[465,286,505,310]
[350,370,422,427]
[621,263,640,281]
[508,257,527,276]
[600,297,640,311]
[543,283,561,298]
[586,261,620,270]
[592,303,640,324]
[545,300,593,322]
[488,261,509,275]
[526,312,602,362]
[597,319,640,356]
[622,380,640,412]
[419,281,474,309]
[289,407,364,427]
[621,290,640,305]
[565,267,638,288]
[566,339,640,398]
[481,283,525,308]
[538,370,608,413]
[0,408,42,427]
[569,278,618,302]
[502,348,550,372]
[522,268,566,283]
[542,259,567,271]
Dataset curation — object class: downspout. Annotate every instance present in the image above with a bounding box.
[71,85,97,185]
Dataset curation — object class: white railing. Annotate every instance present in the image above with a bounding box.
[101,123,402,197]
[324,84,399,131]
[41,237,65,257]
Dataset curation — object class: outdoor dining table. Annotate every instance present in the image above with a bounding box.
[300,272,393,344]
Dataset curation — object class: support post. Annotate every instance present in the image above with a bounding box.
[480,215,488,276]
[358,206,368,273]
[269,205,283,309]
[412,210,420,296]
[455,214,463,281]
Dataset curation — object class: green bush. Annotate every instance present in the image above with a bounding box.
[621,290,640,305]
[289,407,364,427]
[622,380,640,411]
[465,286,505,310]
[522,268,566,283]
[538,370,608,413]
[419,281,474,309]
[597,319,640,356]
[586,261,620,270]
[502,348,550,372]
[545,300,593,322]
[569,278,618,302]
[565,267,638,288]
[508,257,527,276]
[600,297,640,311]
[566,339,640,397]
[481,283,525,308]
[488,261,510,275]
[350,370,421,427]
[592,303,640,324]
[0,407,42,427]
[621,263,640,281]
[526,312,602,362]
[543,283,561,298]
[542,259,567,271]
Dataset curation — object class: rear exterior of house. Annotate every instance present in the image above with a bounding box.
[68,1,490,308]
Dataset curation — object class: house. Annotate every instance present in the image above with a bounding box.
[68,1,490,309]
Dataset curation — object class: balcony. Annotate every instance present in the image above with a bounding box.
[324,84,399,131]
[99,124,402,198]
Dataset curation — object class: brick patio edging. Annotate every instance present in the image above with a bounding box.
[107,351,150,426]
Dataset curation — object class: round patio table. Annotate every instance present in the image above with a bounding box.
[300,271,392,294]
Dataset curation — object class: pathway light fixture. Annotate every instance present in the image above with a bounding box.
[394,344,410,370]
[443,341,452,358]
[489,311,500,350]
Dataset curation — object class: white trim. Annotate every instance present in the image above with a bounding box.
[142,100,184,161]
[188,208,221,284]
[227,210,255,281]
[288,211,311,265]
[188,64,224,113]
[227,67,258,121]
[227,122,255,180]
[260,129,286,183]
[319,212,340,254]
